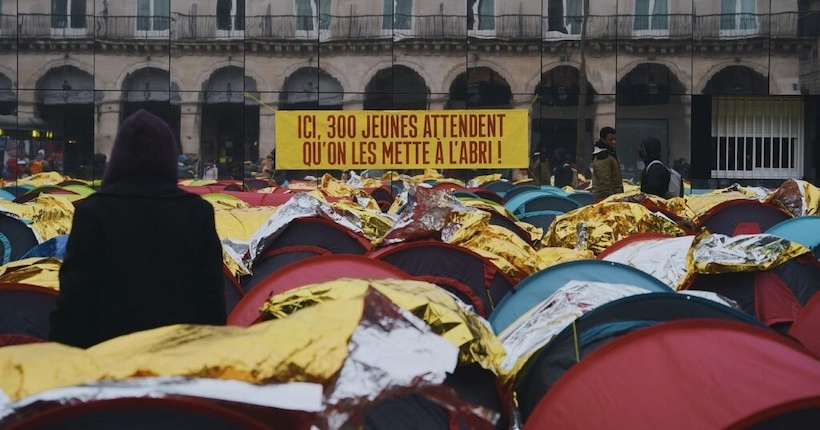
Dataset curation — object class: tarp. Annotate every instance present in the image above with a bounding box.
[515,293,761,422]
[524,320,820,430]
[489,260,672,333]
[228,255,410,326]
[0,214,38,264]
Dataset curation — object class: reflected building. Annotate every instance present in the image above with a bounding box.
[0,0,815,186]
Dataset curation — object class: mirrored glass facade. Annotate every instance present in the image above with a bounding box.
[1,0,817,187]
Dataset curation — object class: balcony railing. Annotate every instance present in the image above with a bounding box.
[0,12,807,42]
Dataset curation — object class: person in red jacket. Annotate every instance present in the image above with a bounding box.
[50,109,226,348]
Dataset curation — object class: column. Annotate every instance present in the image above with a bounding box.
[178,102,201,157]
[94,100,121,157]
[15,89,38,118]
[259,109,275,157]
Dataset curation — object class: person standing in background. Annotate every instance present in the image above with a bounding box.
[638,137,670,198]
[590,127,623,200]
[203,160,219,180]
[50,109,225,348]
[529,150,551,186]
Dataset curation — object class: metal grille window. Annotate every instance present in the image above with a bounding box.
[711,97,803,180]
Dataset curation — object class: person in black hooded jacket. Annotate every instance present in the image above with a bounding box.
[639,137,670,198]
[50,109,226,348]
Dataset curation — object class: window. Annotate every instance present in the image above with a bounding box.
[468,0,495,36]
[295,0,331,40]
[720,0,757,36]
[51,0,87,36]
[217,0,245,36]
[634,0,669,36]
[382,0,413,36]
[546,0,583,39]
[712,97,803,180]
[137,0,170,37]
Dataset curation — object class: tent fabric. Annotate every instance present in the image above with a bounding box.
[766,216,820,256]
[0,283,57,339]
[686,255,820,327]
[0,213,39,265]
[241,247,328,293]
[524,320,820,430]
[256,217,373,257]
[515,293,763,422]
[21,234,69,260]
[368,241,516,318]
[229,255,410,326]
[489,260,672,333]
[697,200,792,236]
[3,397,276,430]
[222,267,244,314]
[510,194,581,216]
[790,293,820,358]
[567,192,594,207]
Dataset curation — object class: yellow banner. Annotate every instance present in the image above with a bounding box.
[275,109,529,170]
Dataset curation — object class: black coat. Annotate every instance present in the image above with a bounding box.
[50,177,226,348]
[640,160,671,198]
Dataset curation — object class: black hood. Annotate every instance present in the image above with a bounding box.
[640,137,662,163]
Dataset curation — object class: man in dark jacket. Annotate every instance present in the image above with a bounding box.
[639,137,671,198]
[590,126,624,200]
[50,109,226,348]
[553,147,577,189]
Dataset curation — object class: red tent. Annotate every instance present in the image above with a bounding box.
[368,241,516,318]
[790,293,820,358]
[696,200,792,236]
[228,254,410,326]
[525,320,820,430]
[2,396,314,430]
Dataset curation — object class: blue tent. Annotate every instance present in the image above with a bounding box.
[488,260,672,333]
[765,216,820,257]
[504,189,571,215]
[21,234,69,260]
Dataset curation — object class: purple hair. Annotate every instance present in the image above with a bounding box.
[101,109,179,188]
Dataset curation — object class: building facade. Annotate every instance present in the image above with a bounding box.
[0,0,815,186]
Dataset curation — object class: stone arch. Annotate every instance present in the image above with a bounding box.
[616,63,687,106]
[121,67,181,103]
[202,65,259,105]
[446,66,512,109]
[273,61,349,100]
[196,61,270,94]
[35,65,95,105]
[696,62,772,94]
[534,65,598,107]
[360,60,435,96]
[617,58,691,94]
[701,64,770,95]
[278,66,344,108]
[440,60,516,96]
[363,65,430,110]
[26,58,93,91]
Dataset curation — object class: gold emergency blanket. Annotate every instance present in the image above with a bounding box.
[0,195,75,241]
[9,172,69,187]
[319,174,381,211]
[765,178,820,217]
[687,229,810,274]
[466,174,502,188]
[685,188,759,220]
[0,289,443,402]
[214,206,279,276]
[542,202,686,255]
[444,211,545,283]
[536,247,595,268]
[201,193,251,210]
[600,235,695,290]
[0,257,61,290]
[260,278,506,375]
[330,199,395,242]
